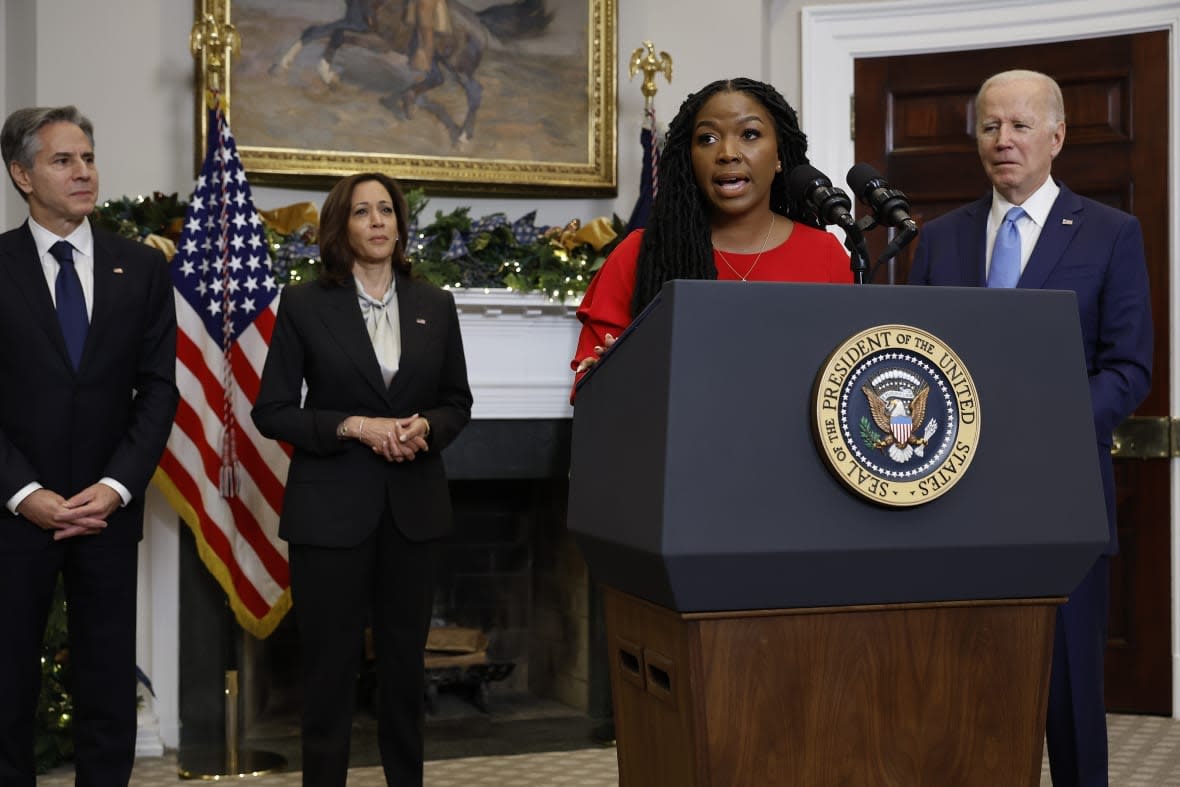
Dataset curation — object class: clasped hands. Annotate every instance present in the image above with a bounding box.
[348,414,429,462]
[18,483,122,541]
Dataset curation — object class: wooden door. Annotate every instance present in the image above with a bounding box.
[853,32,1171,714]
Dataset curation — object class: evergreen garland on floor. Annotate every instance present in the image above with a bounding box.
[36,581,72,773]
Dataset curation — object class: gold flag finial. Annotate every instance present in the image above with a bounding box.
[628,40,673,112]
[191,0,240,107]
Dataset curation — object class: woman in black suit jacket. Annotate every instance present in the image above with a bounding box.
[252,172,472,787]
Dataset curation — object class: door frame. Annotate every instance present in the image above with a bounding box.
[796,0,1180,719]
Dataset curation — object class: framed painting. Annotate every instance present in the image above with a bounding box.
[194,0,616,194]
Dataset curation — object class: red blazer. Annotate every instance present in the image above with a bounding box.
[571,224,851,397]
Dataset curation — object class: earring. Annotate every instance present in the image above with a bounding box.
[776,161,782,172]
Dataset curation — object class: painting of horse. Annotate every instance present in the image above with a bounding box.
[223,0,615,191]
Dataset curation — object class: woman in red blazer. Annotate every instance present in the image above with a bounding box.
[571,77,852,397]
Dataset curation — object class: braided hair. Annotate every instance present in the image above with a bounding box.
[630,78,817,317]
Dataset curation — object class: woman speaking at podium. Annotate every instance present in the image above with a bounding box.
[571,77,851,395]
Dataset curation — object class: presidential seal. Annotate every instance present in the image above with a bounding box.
[813,325,980,506]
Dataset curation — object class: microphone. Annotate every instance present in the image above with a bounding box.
[845,163,918,235]
[787,165,857,231]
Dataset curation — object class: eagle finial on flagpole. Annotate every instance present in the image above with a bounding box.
[190,0,240,108]
[628,40,672,113]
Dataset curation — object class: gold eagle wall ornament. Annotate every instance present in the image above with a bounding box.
[629,40,672,110]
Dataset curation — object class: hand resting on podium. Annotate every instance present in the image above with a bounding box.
[575,332,616,374]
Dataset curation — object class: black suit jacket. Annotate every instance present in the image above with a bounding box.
[251,272,472,546]
[0,222,179,549]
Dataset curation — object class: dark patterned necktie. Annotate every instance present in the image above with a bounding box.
[50,240,88,369]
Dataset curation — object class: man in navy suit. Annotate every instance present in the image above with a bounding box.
[0,106,178,785]
[909,70,1152,787]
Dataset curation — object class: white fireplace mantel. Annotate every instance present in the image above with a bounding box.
[451,288,581,420]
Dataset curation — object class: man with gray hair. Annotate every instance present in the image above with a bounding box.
[909,70,1152,787]
[0,106,178,785]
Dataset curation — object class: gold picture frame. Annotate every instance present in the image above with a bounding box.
[194,0,616,195]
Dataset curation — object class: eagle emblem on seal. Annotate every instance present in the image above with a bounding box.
[860,369,939,463]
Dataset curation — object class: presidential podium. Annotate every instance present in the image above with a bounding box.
[567,281,1107,787]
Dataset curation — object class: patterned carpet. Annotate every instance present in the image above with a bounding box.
[39,714,1180,786]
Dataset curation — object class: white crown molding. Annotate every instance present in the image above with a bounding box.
[801,0,1180,185]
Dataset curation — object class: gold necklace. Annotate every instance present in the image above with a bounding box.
[714,214,776,281]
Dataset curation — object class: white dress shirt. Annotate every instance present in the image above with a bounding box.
[28,215,97,316]
[355,274,401,386]
[984,177,1060,282]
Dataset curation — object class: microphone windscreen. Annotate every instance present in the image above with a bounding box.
[846,162,883,199]
[787,164,825,201]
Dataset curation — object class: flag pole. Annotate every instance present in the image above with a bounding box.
[625,41,673,233]
[180,4,285,780]
[190,0,238,175]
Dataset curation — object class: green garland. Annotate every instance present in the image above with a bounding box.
[93,190,625,300]
[36,582,72,773]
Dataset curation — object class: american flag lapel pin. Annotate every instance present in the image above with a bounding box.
[113,267,125,274]
[416,318,427,325]
[1062,219,1074,225]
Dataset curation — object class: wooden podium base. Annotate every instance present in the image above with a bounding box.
[604,587,1061,787]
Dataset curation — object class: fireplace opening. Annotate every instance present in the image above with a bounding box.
[179,421,611,766]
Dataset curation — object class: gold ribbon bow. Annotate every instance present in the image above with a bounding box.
[548,217,617,252]
[258,202,320,235]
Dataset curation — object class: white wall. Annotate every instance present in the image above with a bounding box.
[0,2,189,223]
[766,0,880,112]
[1,0,34,228]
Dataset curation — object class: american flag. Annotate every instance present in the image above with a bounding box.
[154,104,291,638]
[626,106,660,232]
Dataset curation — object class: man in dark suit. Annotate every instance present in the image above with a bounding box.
[909,70,1152,787]
[0,106,178,786]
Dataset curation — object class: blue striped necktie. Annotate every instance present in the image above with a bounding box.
[50,240,88,369]
[987,206,1027,289]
